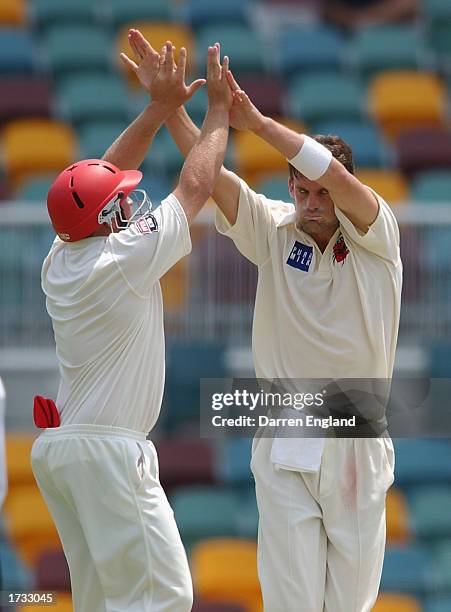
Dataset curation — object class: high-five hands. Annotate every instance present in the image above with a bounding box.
[226,69,264,132]
[206,43,233,110]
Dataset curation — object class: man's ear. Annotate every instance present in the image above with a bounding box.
[288,176,295,200]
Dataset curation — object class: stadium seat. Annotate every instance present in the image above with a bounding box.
[0,78,52,125]
[195,25,265,76]
[393,439,451,487]
[217,438,253,489]
[0,176,11,200]
[350,25,427,79]
[397,128,451,176]
[424,0,451,58]
[142,127,185,182]
[3,485,62,565]
[31,0,97,31]
[234,130,289,186]
[160,258,189,311]
[373,593,422,612]
[5,433,36,486]
[2,119,77,187]
[0,516,34,591]
[356,169,409,205]
[432,540,451,592]
[184,86,208,127]
[380,545,436,596]
[0,0,26,27]
[236,75,284,119]
[78,121,127,159]
[57,75,128,126]
[369,72,447,140]
[42,25,113,80]
[424,596,451,612]
[408,486,451,540]
[0,28,36,75]
[288,73,365,126]
[191,539,262,612]
[171,487,239,549]
[155,438,215,492]
[255,173,291,202]
[186,0,252,31]
[137,174,173,205]
[14,173,55,203]
[117,23,195,83]
[36,548,70,591]
[108,0,173,30]
[313,120,391,169]
[386,488,411,544]
[411,171,451,203]
[275,25,345,79]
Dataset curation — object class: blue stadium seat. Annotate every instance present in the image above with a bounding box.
[0,28,35,75]
[186,0,252,31]
[195,25,265,76]
[42,25,113,80]
[393,440,451,487]
[57,75,128,126]
[275,26,346,79]
[288,72,366,126]
[380,545,436,596]
[14,174,55,203]
[411,171,451,203]
[235,493,259,539]
[432,541,451,592]
[255,173,291,202]
[424,0,451,59]
[171,486,239,550]
[32,0,98,31]
[78,121,128,159]
[409,486,451,540]
[107,0,173,30]
[218,438,254,488]
[312,120,392,168]
[424,596,451,612]
[136,174,173,206]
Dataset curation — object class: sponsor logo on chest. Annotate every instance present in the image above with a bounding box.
[286,241,313,272]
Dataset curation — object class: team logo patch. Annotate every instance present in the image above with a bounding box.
[136,213,158,235]
[332,234,349,265]
[286,241,313,272]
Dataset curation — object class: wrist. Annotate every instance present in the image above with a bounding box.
[252,112,269,136]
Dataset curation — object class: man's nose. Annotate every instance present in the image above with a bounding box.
[306,195,320,211]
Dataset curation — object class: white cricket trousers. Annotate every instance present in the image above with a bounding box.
[30,424,193,612]
[251,435,395,612]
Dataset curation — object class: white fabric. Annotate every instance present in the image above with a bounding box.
[251,434,395,612]
[0,377,7,508]
[31,424,192,612]
[287,136,333,181]
[216,180,402,471]
[41,194,191,433]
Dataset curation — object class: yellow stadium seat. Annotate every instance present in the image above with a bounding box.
[356,169,409,206]
[17,592,73,612]
[373,592,422,612]
[2,119,77,188]
[161,258,188,311]
[0,0,26,26]
[191,539,263,612]
[5,433,37,487]
[3,484,62,565]
[117,23,195,87]
[369,71,447,140]
[386,488,412,545]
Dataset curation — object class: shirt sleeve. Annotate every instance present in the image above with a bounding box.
[215,179,294,266]
[108,193,192,297]
[334,188,400,264]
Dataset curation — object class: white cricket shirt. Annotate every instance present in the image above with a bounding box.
[216,180,402,469]
[42,194,191,433]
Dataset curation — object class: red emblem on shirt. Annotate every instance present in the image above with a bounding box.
[333,235,349,265]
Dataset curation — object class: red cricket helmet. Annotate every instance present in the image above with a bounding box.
[47,159,143,242]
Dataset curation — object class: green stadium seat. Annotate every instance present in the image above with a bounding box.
[107,0,173,30]
[275,25,345,79]
[393,440,451,487]
[411,171,451,203]
[0,28,36,75]
[408,486,451,540]
[186,0,252,31]
[14,174,56,203]
[42,25,113,80]
[350,25,428,79]
[171,486,239,550]
[78,121,127,159]
[288,72,365,125]
[425,596,451,612]
[380,546,436,596]
[195,25,265,76]
[424,0,451,58]
[235,494,258,539]
[217,438,253,489]
[137,174,172,205]
[432,541,451,592]
[255,173,291,202]
[31,0,98,31]
[313,120,392,169]
[185,86,208,127]
[57,75,128,126]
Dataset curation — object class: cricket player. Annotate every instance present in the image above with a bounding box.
[117,31,401,611]
[30,42,233,612]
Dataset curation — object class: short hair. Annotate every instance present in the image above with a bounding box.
[288,134,355,179]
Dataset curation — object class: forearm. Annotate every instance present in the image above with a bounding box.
[166,106,200,157]
[102,102,170,170]
[254,116,305,160]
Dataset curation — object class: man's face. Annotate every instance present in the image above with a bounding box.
[289,174,339,238]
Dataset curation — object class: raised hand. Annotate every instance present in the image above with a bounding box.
[120,29,160,92]
[206,43,233,110]
[227,69,264,132]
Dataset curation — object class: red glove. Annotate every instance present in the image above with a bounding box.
[33,396,61,428]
